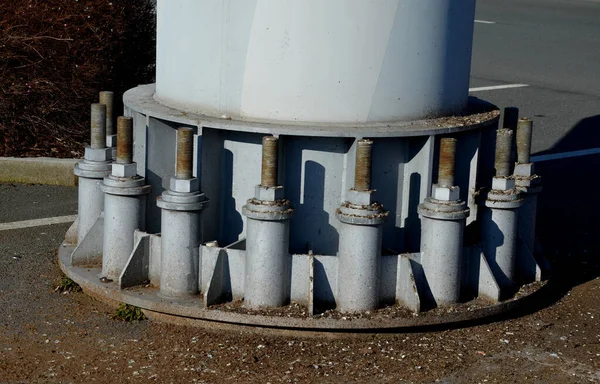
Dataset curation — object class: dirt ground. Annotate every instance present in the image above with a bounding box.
[0,218,599,384]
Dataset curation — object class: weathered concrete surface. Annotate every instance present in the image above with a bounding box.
[0,157,78,186]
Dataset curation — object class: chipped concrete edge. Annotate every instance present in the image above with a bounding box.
[0,157,78,187]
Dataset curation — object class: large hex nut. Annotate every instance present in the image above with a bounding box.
[112,163,137,178]
[346,188,376,206]
[432,184,460,201]
[514,163,535,178]
[106,134,117,148]
[170,177,200,193]
[84,147,112,162]
[255,185,285,201]
[491,177,515,191]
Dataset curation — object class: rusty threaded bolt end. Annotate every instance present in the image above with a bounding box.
[503,107,519,130]
[116,116,133,164]
[90,103,107,149]
[438,137,457,188]
[261,136,279,188]
[99,91,115,137]
[354,139,373,192]
[176,127,194,180]
[494,128,514,177]
[516,118,533,164]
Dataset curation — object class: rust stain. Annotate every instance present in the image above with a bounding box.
[261,136,278,187]
[438,137,457,187]
[354,139,373,191]
[116,116,133,164]
[176,127,194,179]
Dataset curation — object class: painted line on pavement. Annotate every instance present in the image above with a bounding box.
[475,20,496,24]
[531,148,600,163]
[469,84,529,92]
[0,215,77,231]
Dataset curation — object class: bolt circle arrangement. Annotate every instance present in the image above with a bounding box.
[60,2,549,332]
[59,96,550,331]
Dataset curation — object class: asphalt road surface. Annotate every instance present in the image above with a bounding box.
[472,0,600,272]
[472,0,600,153]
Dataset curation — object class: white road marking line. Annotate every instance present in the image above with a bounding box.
[0,215,77,231]
[469,84,529,92]
[475,19,496,24]
[531,148,600,163]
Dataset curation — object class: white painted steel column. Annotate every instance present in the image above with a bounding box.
[156,0,476,123]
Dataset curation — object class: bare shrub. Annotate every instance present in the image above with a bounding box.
[0,0,155,157]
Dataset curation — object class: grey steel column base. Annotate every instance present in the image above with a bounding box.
[60,84,551,331]
[59,242,549,332]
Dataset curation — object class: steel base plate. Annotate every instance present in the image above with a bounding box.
[59,242,548,333]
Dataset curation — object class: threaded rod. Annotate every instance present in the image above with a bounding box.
[99,91,115,138]
[495,129,513,177]
[116,116,133,164]
[438,137,457,187]
[90,103,106,149]
[516,118,533,164]
[354,139,373,191]
[261,136,278,188]
[176,127,194,180]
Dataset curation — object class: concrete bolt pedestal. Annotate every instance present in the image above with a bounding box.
[418,138,470,306]
[74,103,112,244]
[100,117,150,281]
[157,128,208,298]
[482,129,524,296]
[336,139,387,312]
[243,136,294,309]
[514,118,544,282]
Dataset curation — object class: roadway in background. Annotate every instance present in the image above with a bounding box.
[471,0,600,154]
[471,0,600,264]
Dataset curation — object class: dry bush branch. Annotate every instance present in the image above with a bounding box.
[0,0,156,157]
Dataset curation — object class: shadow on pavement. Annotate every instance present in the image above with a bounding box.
[534,114,600,286]
[406,114,600,333]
